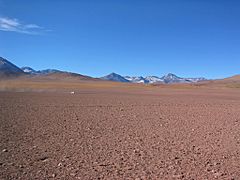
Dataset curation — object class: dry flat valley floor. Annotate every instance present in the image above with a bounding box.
[1,87,240,179]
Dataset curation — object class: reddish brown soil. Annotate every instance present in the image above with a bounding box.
[1,88,240,179]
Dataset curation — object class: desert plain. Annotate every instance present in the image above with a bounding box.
[0,79,240,179]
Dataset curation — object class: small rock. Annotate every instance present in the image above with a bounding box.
[58,163,63,167]
[173,174,184,178]
[2,149,8,152]
[52,174,56,178]
[38,156,49,162]
[134,149,140,153]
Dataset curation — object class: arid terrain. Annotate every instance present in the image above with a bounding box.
[1,80,240,179]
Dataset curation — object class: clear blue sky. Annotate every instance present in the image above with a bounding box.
[0,0,240,79]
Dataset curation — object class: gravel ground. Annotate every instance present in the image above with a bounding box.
[0,88,240,179]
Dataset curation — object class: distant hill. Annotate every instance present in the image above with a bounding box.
[29,71,96,81]
[0,57,25,78]
[223,75,240,81]
[22,68,95,81]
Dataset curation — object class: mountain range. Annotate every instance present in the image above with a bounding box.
[0,57,93,81]
[101,73,206,84]
[0,56,208,84]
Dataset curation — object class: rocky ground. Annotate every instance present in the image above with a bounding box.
[0,88,240,179]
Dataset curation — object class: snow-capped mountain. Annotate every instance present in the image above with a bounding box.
[160,73,206,84]
[101,73,130,83]
[125,76,149,84]
[0,57,25,77]
[21,67,37,74]
[161,73,186,83]
[106,73,206,84]
[185,77,206,83]
[21,67,63,75]
[145,76,164,84]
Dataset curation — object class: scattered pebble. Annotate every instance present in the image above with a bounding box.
[58,163,63,167]
[2,149,8,152]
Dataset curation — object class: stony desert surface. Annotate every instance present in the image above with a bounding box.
[1,85,240,179]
